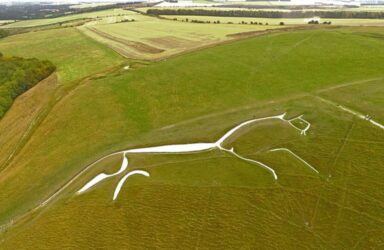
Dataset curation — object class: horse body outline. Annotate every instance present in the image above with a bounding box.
[78,112,319,200]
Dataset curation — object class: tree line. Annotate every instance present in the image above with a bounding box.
[147,8,384,19]
[0,53,55,118]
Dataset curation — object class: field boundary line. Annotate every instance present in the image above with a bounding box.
[158,76,384,133]
[317,76,384,93]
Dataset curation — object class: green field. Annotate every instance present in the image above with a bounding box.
[0,23,383,248]
[0,27,124,83]
[174,5,384,11]
[69,2,115,9]
[78,10,281,60]
[0,20,15,25]
[164,15,384,26]
[1,8,131,28]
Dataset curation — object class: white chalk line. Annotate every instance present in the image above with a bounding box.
[77,153,129,194]
[0,112,318,234]
[113,170,150,200]
[288,115,311,135]
[79,113,287,195]
[269,148,319,174]
[39,151,124,207]
[77,112,316,200]
[222,147,278,180]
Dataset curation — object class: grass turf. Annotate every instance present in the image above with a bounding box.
[163,15,384,26]
[0,27,124,84]
[0,26,383,248]
[1,9,132,28]
[78,10,280,60]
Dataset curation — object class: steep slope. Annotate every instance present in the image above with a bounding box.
[0,54,55,118]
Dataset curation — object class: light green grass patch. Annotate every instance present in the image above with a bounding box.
[2,8,131,28]
[69,3,115,9]
[79,11,280,60]
[164,15,384,26]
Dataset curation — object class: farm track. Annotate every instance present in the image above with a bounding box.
[226,25,319,39]
[313,95,384,130]
[158,76,384,132]
[317,76,384,93]
[86,26,165,54]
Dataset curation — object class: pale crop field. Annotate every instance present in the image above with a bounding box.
[163,15,384,26]
[69,3,115,9]
[0,27,124,83]
[0,20,15,24]
[79,11,281,60]
[1,8,132,28]
[183,4,384,11]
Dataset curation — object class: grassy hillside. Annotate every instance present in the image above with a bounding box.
[0,26,125,201]
[0,27,383,248]
[0,54,55,118]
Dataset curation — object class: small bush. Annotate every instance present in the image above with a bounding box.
[308,20,319,24]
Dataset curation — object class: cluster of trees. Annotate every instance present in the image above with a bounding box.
[119,19,135,23]
[147,8,384,19]
[308,20,332,24]
[0,54,55,118]
[173,17,270,25]
[249,21,268,25]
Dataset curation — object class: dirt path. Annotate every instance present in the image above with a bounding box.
[314,95,384,130]
[317,76,384,93]
[86,26,164,54]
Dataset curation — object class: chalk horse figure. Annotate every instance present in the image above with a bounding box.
[77,113,319,200]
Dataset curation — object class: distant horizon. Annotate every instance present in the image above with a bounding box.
[0,0,134,4]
